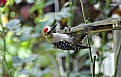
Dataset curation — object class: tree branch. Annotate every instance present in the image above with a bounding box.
[58,17,121,34]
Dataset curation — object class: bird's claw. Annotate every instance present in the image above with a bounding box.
[64,27,71,34]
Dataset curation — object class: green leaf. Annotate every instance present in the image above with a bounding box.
[45,1,54,7]
[6,19,21,29]
[16,27,33,41]
[12,56,23,67]
[18,69,30,75]
[17,33,31,42]
[29,4,38,14]
[23,54,39,63]
[79,49,89,57]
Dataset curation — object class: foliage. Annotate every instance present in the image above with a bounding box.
[0,0,119,77]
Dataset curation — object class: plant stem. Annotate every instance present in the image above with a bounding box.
[0,9,9,76]
[2,28,9,76]
[80,0,93,63]
[92,56,96,77]
[80,0,94,77]
[114,43,121,77]
[87,35,93,63]
[80,0,86,23]
[67,50,70,77]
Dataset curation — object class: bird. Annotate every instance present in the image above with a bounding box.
[43,24,89,50]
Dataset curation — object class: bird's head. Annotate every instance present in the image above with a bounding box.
[43,24,57,35]
[43,26,51,34]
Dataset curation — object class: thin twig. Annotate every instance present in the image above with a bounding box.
[80,0,93,63]
[80,0,86,23]
[92,56,96,77]
[67,50,70,77]
[87,35,93,63]
[0,8,9,76]
[58,17,121,34]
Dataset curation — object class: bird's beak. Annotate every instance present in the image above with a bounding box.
[47,24,57,34]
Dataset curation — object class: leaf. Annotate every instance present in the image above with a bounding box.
[31,33,40,38]
[23,54,39,63]
[12,56,22,63]
[22,27,33,34]
[12,56,23,67]
[38,7,72,26]
[45,1,54,7]
[18,69,30,75]
[59,12,71,18]
[6,19,21,29]
[29,4,38,13]
[17,33,31,41]
[14,0,22,4]
[79,49,89,57]
[35,68,50,77]
[35,25,43,32]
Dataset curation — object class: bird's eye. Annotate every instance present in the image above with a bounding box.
[43,28,48,33]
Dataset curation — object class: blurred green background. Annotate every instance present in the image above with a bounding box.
[0,0,121,77]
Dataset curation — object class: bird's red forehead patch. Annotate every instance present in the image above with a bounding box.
[43,28,48,33]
